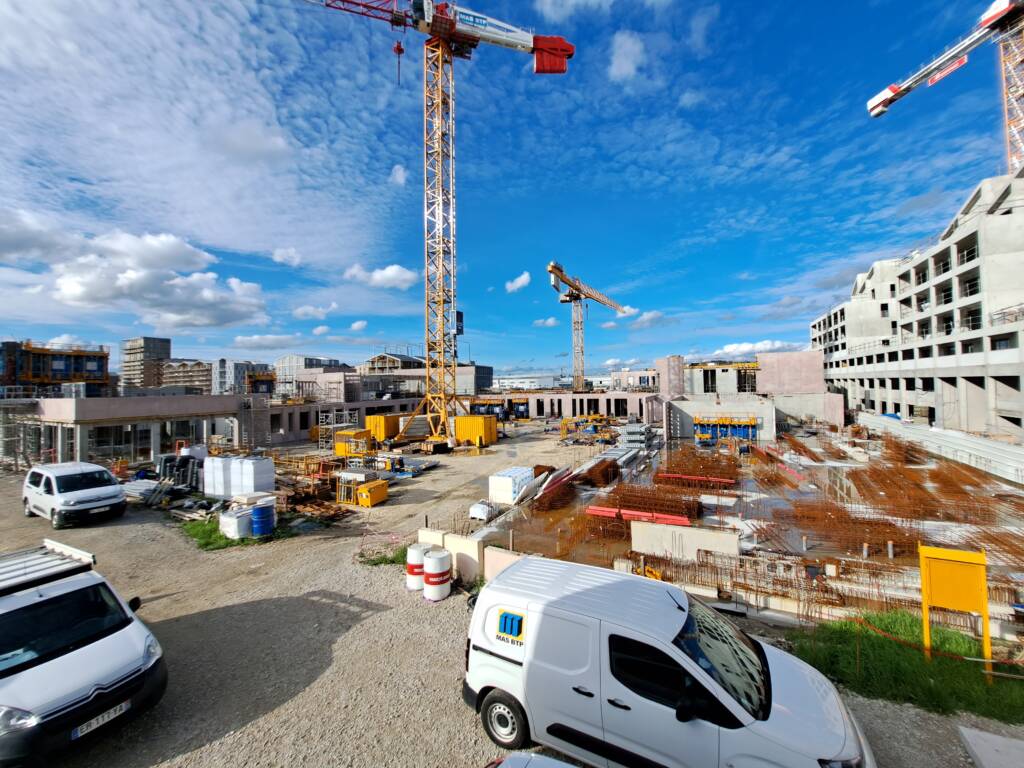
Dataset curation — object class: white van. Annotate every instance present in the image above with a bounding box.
[463,558,875,768]
[0,540,166,765]
[22,463,127,530]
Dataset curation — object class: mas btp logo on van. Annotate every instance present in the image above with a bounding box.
[495,610,525,646]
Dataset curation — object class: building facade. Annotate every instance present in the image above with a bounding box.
[810,175,1024,439]
[161,359,213,394]
[274,354,344,394]
[120,337,171,388]
[211,359,273,395]
[0,340,110,395]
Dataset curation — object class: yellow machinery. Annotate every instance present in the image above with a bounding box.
[454,415,497,447]
[334,428,374,459]
[547,262,625,392]
[365,414,402,443]
[560,414,610,440]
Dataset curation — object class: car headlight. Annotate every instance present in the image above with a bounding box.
[0,706,40,736]
[63,499,78,507]
[142,635,163,668]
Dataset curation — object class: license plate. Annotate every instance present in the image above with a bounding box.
[90,506,110,514]
[71,700,130,739]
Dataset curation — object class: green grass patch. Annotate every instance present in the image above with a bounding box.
[359,545,408,566]
[180,518,294,551]
[789,610,1024,723]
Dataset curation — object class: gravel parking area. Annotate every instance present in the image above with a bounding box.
[2,444,1023,767]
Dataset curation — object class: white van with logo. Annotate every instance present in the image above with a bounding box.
[0,540,166,766]
[22,463,127,530]
[463,558,875,768]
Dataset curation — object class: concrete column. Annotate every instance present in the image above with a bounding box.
[149,422,162,461]
[201,418,212,444]
[55,427,67,463]
[73,424,88,462]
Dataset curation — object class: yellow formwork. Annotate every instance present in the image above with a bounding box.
[454,415,498,447]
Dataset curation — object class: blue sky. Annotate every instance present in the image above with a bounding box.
[0,0,1009,374]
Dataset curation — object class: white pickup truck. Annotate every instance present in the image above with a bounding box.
[0,540,167,766]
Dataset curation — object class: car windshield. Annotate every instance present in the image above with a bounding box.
[672,596,770,719]
[55,470,117,493]
[0,584,131,679]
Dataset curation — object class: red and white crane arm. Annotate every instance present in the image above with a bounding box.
[867,0,1024,117]
[301,0,574,73]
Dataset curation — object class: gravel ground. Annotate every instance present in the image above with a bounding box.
[2,451,1023,767]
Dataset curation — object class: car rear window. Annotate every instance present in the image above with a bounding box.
[0,584,131,679]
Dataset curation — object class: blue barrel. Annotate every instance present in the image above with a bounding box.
[250,504,275,537]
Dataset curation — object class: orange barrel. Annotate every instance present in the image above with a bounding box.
[405,542,435,591]
[423,548,452,602]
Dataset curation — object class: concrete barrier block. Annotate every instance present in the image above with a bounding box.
[417,528,446,548]
[444,533,484,583]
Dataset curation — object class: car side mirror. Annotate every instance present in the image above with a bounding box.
[128,596,142,612]
[675,697,697,723]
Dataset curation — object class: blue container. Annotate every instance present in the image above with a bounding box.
[250,504,276,537]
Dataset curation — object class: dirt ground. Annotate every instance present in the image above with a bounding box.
[2,428,1022,768]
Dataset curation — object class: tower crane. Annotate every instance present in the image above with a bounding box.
[867,0,1024,174]
[302,1,575,441]
[546,261,624,393]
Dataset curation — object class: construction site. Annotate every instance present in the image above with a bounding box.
[5,1,1024,767]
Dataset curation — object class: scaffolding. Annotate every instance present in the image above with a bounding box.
[316,407,358,455]
[239,396,271,451]
[0,402,43,472]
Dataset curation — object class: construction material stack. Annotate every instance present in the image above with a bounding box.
[622,422,654,452]
[489,467,535,505]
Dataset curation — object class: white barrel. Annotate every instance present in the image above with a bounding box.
[422,548,452,602]
[405,542,435,591]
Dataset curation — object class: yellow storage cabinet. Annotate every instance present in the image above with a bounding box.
[356,480,388,508]
[366,414,402,442]
[334,428,373,458]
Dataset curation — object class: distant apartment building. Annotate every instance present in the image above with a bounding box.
[211,359,273,395]
[274,354,344,394]
[0,339,110,395]
[609,368,661,391]
[161,359,213,394]
[494,374,559,390]
[358,352,493,396]
[810,174,1024,439]
[120,337,171,388]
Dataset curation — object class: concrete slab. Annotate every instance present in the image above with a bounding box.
[959,725,1024,768]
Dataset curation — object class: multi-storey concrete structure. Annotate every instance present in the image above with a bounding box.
[273,354,345,394]
[161,359,213,394]
[0,340,110,395]
[119,337,170,388]
[811,175,1024,439]
[211,359,273,395]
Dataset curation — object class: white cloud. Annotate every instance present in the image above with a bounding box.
[735,271,757,281]
[688,5,720,59]
[233,334,301,350]
[272,247,301,267]
[616,305,639,318]
[312,325,330,336]
[48,333,87,346]
[389,164,408,186]
[600,321,617,329]
[350,319,368,332]
[533,317,559,327]
[533,0,614,23]
[0,213,269,331]
[710,340,807,360]
[343,263,418,290]
[678,88,707,109]
[505,270,531,293]
[604,358,622,367]
[630,310,667,329]
[609,31,645,82]
[624,357,642,366]
[293,301,337,321]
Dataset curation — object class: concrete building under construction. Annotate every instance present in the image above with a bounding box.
[811,174,1024,439]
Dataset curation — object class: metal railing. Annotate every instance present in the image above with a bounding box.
[957,246,978,266]
[961,315,983,331]
[935,261,951,275]
[961,280,980,297]
[990,303,1024,326]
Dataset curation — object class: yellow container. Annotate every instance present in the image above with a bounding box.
[334,428,373,457]
[454,415,498,447]
[366,414,402,442]
[356,480,388,508]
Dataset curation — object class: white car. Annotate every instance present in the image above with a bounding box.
[22,462,127,530]
[463,558,875,768]
[0,540,166,766]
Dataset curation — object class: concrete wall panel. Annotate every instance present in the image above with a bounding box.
[756,350,826,395]
[631,521,740,561]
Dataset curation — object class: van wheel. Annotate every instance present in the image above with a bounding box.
[480,690,530,750]
[51,511,65,530]
[23,499,34,518]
